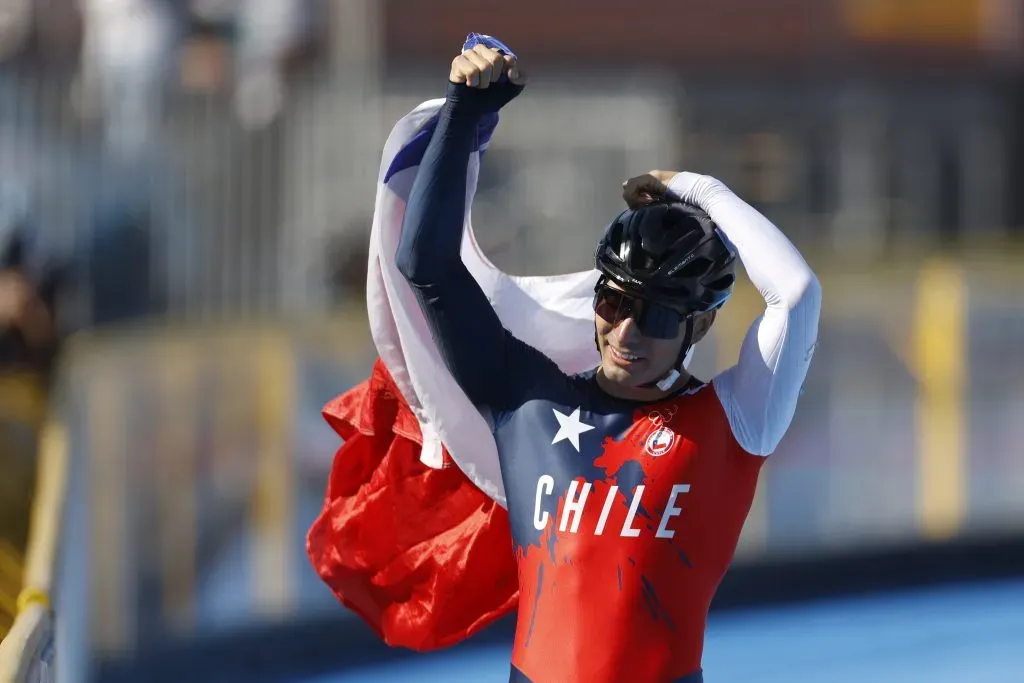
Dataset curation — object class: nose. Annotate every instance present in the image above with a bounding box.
[614,315,642,343]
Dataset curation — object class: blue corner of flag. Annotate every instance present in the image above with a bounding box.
[462,33,518,62]
[383,33,514,184]
[384,112,500,184]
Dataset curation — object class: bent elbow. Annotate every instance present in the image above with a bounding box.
[800,271,822,312]
[779,268,822,314]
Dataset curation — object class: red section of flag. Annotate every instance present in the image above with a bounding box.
[307,358,519,651]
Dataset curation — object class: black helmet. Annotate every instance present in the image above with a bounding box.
[595,201,737,313]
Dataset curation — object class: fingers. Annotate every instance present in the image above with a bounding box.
[461,50,493,87]
[622,172,668,208]
[449,54,475,85]
[471,44,504,87]
[504,55,526,85]
[449,46,524,88]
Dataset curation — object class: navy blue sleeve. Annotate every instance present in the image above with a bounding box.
[395,84,560,412]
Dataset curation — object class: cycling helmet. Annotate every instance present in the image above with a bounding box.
[595,200,737,312]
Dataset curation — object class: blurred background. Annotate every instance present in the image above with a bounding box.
[0,0,1023,682]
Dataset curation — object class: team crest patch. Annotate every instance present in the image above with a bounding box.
[645,427,675,457]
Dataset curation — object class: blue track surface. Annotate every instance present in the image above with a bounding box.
[296,580,1024,683]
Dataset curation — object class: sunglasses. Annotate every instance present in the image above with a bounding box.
[592,281,687,339]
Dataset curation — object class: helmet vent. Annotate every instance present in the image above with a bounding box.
[707,274,736,290]
[672,256,712,279]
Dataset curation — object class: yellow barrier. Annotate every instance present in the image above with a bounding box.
[0,421,67,683]
[0,541,22,636]
[20,422,68,611]
[913,259,966,540]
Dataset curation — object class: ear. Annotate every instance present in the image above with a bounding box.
[690,310,717,344]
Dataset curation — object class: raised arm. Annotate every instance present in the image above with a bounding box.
[395,44,555,411]
[667,172,822,456]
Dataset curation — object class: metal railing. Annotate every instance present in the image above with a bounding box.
[0,421,65,683]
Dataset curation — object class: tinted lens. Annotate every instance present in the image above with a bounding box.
[594,285,682,339]
[635,302,683,339]
[594,287,636,325]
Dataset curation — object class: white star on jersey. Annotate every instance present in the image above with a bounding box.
[551,407,595,453]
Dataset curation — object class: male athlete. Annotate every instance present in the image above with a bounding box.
[393,40,821,683]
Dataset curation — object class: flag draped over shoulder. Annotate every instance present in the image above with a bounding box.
[306,42,603,650]
[357,95,601,504]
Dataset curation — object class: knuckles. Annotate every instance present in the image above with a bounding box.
[449,46,520,86]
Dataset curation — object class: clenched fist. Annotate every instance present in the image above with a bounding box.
[449,43,525,88]
[444,41,526,117]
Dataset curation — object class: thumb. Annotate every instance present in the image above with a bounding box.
[504,55,526,86]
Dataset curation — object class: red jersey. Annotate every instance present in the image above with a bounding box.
[509,384,762,681]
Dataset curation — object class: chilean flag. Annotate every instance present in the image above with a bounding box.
[306,34,603,651]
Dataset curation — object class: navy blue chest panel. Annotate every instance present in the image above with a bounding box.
[485,377,692,552]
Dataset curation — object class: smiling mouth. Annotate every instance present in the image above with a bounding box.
[609,346,644,363]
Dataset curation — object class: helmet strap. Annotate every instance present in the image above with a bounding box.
[643,316,694,391]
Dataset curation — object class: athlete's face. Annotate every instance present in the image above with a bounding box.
[595,281,715,388]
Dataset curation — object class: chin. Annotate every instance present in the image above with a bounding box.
[600,361,648,388]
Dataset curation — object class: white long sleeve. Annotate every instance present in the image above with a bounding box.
[668,172,822,456]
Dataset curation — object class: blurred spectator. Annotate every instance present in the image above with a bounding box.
[0,0,30,63]
[0,197,64,377]
[0,254,57,371]
[76,0,177,156]
[0,0,82,67]
[88,198,163,325]
[233,0,304,128]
